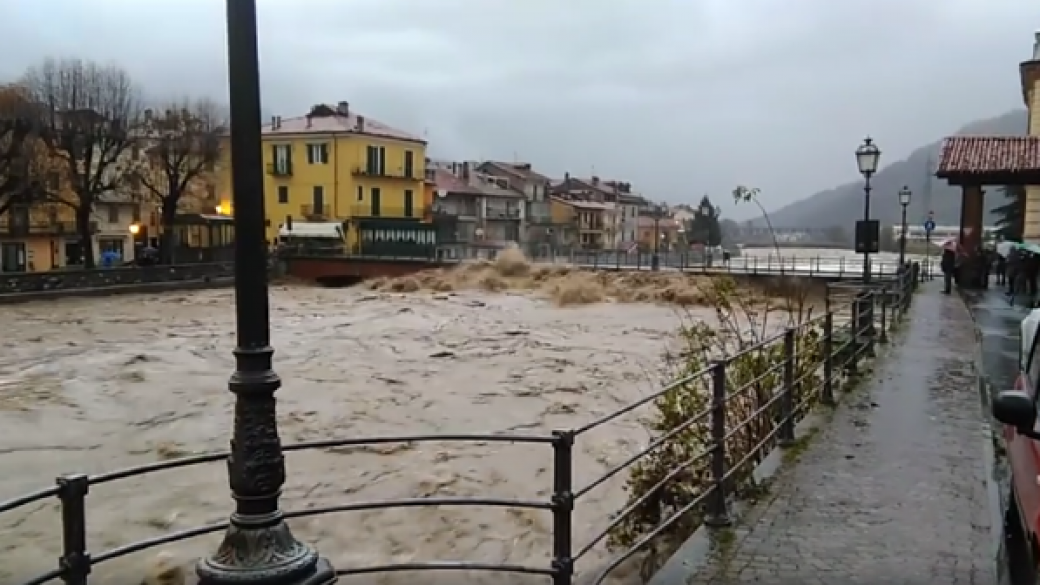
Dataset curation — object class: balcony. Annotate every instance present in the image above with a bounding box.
[351,166,418,181]
[349,204,421,221]
[0,217,97,237]
[267,162,292,177]
[300,204,331,219]
[484,206,521,221]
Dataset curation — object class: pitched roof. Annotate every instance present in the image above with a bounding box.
[430,169,482,196]
[481,161,550,182]
[936,136,1040,181]
[262,105,423,143]
[552,197,612,211]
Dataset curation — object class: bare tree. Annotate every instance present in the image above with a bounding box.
[0,83,49,217]
[134,99,224,263]
[22,58,142,268]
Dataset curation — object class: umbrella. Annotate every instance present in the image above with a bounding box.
[997,241,1015,258]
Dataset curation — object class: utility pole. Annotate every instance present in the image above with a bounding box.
[922,153,934,279]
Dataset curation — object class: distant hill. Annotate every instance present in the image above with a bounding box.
[760,110,1028,229]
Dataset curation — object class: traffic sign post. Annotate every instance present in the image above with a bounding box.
[923,217,935,280]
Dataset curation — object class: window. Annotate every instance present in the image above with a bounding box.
[272,144,292,174]
[131,204,141,223]
[277,185,289,204]
[306,143,329,164]
[404,151,414,178]
[107,204,119,223]
[356,185,363,202]
[370,187,381,217]
[404,190,414,217]
[365,146,386,175]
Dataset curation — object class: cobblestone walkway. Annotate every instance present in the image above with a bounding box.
[690,287,992,584]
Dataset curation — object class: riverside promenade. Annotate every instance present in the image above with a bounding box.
[670,284,992,584]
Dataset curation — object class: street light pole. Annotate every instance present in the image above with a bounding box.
[855,137,881,283]
[197,1,335,584]
[898,185,912,267]
[651,205,661,271]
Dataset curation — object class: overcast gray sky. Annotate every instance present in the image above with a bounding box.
[0,0,1034,219]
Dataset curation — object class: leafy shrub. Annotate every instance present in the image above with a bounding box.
[606,275,827,576]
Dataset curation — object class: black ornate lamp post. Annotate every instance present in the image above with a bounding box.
[855,137,881,283]
[699,201,713,266]
[897,185,911,267]
[197,1,335,584]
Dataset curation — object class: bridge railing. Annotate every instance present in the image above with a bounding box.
[282,246,933,279]
[0,270,914,585]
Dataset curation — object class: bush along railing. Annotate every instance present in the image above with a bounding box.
[0,278,906,585]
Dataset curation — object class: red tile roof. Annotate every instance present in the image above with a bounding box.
[936,136,1040,178]
[262,106,423,143]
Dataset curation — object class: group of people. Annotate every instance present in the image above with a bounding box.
[999,246,1040,304]
[940,243,1040,304]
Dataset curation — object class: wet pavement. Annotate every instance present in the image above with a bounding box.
[688,284,993,584]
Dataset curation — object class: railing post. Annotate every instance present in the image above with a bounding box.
[847,296,860,376]
[57,473,90,585]
[778,328,796,447]
[822,312,835,406]
[879,292,889,343]
[551,430,574,585]
[704,360,731,527]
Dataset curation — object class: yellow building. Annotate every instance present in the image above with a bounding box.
[219,101,434,254]
[1023,38,1040,240]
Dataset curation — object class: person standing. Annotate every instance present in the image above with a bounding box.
[940,248,956,294]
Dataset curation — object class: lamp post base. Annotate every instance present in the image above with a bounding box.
[197,513,337,585]
[651,254,660,271]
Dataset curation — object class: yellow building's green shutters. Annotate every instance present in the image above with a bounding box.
[371,188,381,216]
[404,190,414,217]
[404,151,414,179]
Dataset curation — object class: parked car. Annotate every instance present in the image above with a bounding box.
[992,309,1040,584]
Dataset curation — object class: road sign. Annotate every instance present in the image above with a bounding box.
[923,219,935,233]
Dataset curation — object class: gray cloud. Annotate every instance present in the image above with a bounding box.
[0,0,1033,219]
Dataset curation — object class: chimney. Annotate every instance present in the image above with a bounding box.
[337,101,350,116]
[564,172,570,182]
[144,109,153,122]
[1034,31,1040,60]
[591,176,599,186]
[306,116,312,129]
[270,115,276,128]
[356,115,365,133]
[462,162,471,180]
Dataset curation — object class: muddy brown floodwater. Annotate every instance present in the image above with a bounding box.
[0,282,785,585]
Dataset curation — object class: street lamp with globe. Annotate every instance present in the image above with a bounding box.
[897,185,912,267]
[855,137,881,282]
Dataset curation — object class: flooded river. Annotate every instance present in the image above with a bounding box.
[0,282,764,584]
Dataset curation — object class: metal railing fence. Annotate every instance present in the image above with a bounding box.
[0,266,917,585]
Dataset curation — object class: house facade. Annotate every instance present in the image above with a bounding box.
[224,101,432,254]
